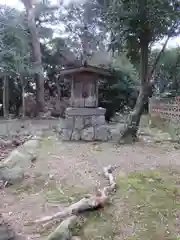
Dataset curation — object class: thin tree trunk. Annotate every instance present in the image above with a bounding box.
[21,0,44,113]
[20,75,26,118]
[22,85,25,118]
[3,76,9,119]
[56,75,61,101]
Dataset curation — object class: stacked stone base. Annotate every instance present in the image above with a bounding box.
[61,107,111,141]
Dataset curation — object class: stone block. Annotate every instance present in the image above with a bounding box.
[0,166,24,185]
[64,116,74,129]
[81,127,94,141]
[3,149,35,169]
[71,130,81,141]
[61,129,72,141]
[66,107,106,116]
[109,128,120,142]
[74,116,84,129]
[92,115,105,126]
[94,125,109,141]
[84,116,92,128]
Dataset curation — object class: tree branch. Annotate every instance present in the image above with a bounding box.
[148,22,179,82]
[28,165,117,240]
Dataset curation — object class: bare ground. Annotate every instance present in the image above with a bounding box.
[1,120,180,239]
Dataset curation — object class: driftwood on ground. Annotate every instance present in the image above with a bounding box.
[32,165,117,240]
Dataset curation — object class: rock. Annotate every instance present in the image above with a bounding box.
[64,116,74,129]
[84,116,92,128]
[109,128,120,142]
[0,166,24,185]
[12,139,21,147]
[23,139,39,153]
[47,223,71,240]
[71,130,81,141]
[74,116,84,130]
[92,115,105,126]
[81,127,94,141]
[3,150,34,169]
[61,129,72,141]
[48,216,77,240]
[66,107,105,116]
[94,126,109,141]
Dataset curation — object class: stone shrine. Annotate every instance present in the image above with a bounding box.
[60,65,112,141]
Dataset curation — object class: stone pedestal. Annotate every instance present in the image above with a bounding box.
[61,107,111,141]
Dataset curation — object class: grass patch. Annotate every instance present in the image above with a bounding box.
[78,168,180,240]
[115,168,180,239]
[140,115,180,143]
[79,210,120,240]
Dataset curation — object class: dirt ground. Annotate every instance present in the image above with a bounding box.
[1,120,180,239]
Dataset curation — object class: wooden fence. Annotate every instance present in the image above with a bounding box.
[149,96,180,121]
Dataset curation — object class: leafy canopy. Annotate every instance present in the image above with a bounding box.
[99,0,180,63]
[0,5,32,77]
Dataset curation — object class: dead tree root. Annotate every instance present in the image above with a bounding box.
[30,165,117,240]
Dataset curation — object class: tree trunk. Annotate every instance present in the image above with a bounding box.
[21,0,44,113]
[121,39,149,140]
[22,86,25,118]
[56,75,61,101]
[3,76,9,119]
[20,75,26,119]
[120,1,175,142]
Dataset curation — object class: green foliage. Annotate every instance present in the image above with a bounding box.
[1,0,179,120]
[112,54,139,84]
[57,0,107,57]
[152,47,180,95]
[0,5,31,76]
[100,0,180,64]
[99,54,138,120]
[0,4,35,115]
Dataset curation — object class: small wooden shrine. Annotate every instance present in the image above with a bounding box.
[60,64,113,141]
[60,65,111,108]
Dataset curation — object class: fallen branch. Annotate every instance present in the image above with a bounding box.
[32,165,117,240]
[33,193,108,224]
[103,165,116,194]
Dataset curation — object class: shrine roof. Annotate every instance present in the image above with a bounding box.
[59,65,113,77]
